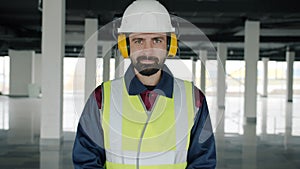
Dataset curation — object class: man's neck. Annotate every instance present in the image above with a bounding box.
[134,69,162,86]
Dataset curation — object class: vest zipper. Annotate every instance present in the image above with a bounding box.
[136,111,151,169]
[136,94,159,169]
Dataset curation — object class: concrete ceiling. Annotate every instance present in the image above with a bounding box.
[1,0,300,60]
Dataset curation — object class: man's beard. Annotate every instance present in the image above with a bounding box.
[132,56,165,76]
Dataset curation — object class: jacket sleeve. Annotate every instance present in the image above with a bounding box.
[186,96,217,169]
[72,87,106,169]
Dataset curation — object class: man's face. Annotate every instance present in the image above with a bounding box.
[129,33,167,76]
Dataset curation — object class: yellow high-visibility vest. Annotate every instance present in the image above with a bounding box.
[102,77,195,169]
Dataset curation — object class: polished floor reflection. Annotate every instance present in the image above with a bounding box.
[0,94,299,169]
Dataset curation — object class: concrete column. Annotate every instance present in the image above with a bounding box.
[102,42,112,82]
[217,43,227,109]
[284,102,293,150]
[286,51,295,102]
[84,18,98,102]
[8,49,34,96]
[29,53,42,98]
[242,123,257,169]
[40,148,60,169]
[215,109,225,167]
[31,53,36,84]
[200,50,207,93]
[115,48,124,78]
[244,20,260,123]
[33,54,42,88]
[262,57,269,97]
[191,57,196,83]
[41,0,65,146]
[261,98,267,137]
[32,53,42,134]
[7,98,41,144]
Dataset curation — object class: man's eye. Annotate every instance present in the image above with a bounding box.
[134,39,143,44]
[154,39,162,44]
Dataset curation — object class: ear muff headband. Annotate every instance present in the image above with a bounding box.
[167,33,178,57]
[117,34,130,58]
[117,33,177,58]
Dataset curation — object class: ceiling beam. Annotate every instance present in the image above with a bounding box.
[66,0,300,15]
[169,0,300,14]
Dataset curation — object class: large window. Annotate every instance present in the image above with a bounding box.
[0,56,10,95]
[0,56,9,130]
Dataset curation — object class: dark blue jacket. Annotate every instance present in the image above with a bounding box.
[73,65,216,169]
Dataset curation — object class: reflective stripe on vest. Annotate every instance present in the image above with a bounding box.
[102,77,195,169]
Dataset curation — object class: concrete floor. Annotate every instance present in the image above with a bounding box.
[0,94,299,169]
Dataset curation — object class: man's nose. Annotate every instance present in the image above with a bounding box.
[142,41,154,55]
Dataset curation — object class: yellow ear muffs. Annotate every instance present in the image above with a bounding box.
[167,33,178,57]
[117,34,130,58]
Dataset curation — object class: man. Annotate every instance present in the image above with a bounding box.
[73,0,216,168]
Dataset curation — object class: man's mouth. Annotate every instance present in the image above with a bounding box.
[140,59,155,64]
[137,56,159,64]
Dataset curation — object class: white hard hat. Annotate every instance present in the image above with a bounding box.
[118,0,175,33]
